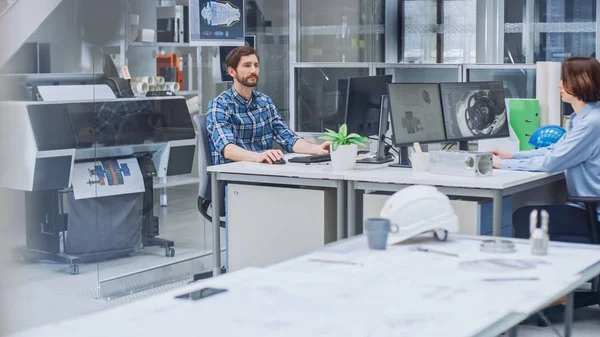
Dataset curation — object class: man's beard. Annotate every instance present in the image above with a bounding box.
[237,74,259,87]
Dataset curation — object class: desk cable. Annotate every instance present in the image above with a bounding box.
[368,136,400,156]
[443,142,457,150]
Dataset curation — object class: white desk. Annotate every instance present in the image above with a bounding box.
[207,155,387,275]
[12,234,600,337]
[345,167,564,237]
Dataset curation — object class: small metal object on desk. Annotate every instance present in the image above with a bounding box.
[480,239,516,253]
[530,209,549,256]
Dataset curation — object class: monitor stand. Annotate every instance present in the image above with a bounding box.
[356,95,395,165]
[388,147,411,168]
[357,153,394,164]
[459,141,469,151]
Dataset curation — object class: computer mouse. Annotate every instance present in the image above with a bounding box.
[273,158,286,165]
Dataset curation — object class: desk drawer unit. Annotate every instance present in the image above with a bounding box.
[226,183,337,271]
[363,193,512,237]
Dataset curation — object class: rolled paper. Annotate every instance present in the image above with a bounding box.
[132,81,148,94]
[165,82,180,92]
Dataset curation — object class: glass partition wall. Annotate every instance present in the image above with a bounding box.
[375,63,462,82]
[293,64,369,132]
[0,0,105,333]
[504,0,598,63]
[463,64,537,99]
[1,1,225,333]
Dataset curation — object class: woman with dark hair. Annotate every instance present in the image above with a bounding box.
[490,57,600,242]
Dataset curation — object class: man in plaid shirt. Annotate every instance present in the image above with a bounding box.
[207,46,331,165]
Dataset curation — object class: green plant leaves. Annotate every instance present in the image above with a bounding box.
[338,124,347,138]
[321,123,371,150]
[348,138,370,147]
[318,135,337,142]
[332,141,340,152]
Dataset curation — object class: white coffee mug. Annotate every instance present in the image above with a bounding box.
[410,152,429,172]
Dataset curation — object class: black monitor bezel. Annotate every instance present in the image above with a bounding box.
[439,80,510,143]
[386,82,447,147]
[343,74,393,137]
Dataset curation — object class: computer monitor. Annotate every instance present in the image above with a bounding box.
[387,83,447,146]
[387,83,447,167]
[345,75,393,136]
[439,81,509,145]
[344,75,394,164]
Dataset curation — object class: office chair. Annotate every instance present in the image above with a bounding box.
[519,195,600,325]
[559,195,600,307]
[193,114,226,228]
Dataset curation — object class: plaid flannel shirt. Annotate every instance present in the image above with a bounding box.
[206,88,300,165]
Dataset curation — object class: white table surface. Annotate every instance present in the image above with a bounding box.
[208,154,389,180]
[344,166,563,190]
[11,235,600,337]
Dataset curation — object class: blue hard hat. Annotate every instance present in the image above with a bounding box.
[528,125,566,148]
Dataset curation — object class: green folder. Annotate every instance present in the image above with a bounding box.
[508,99,540,151]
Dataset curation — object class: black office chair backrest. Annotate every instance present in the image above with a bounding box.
[194,113,212,200]
[193,113,226,227]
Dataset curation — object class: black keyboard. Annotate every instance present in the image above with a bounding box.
[288,154,331,164]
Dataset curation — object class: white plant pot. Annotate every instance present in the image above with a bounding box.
[330,144,358,171]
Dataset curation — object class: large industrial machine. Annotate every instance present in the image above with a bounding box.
[0,73,196,274]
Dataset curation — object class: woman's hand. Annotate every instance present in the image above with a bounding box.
[492,155,503,169]
[488,148,514,159]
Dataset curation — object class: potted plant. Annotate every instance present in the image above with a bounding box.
[319,124,370,170]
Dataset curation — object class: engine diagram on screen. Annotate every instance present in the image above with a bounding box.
[455,90,506,137]
[201,1,241,27]
[402,111,424,134]
[422,90,431,104]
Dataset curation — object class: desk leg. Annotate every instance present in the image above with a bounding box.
[564,292,574,337]
[347,181,355,238]
[160,187,167,207]
[211,172,222,276]
[507,326,518,337]
[492,190,503,236]
[337,180,346,241]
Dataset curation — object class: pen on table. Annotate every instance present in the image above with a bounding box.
[482,277,539,282]
[416,247,459,257]
[309,258,361,266]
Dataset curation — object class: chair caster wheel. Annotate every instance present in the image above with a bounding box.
[536,316,549,327]
[165,247,175,257]
[434,229,448,241]
[69,264,79,275]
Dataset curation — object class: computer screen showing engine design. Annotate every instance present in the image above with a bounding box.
[345,75,393,136]
[387,83,446,146]
[439,81,509,141]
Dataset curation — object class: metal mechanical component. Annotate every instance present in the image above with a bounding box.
[480,239,516,254]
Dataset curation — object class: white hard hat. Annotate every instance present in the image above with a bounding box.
[380,185,459,244]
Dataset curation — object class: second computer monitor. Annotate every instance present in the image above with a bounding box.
[344,75,393,136]
[387,83,446,146]
[439,81,509,141]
